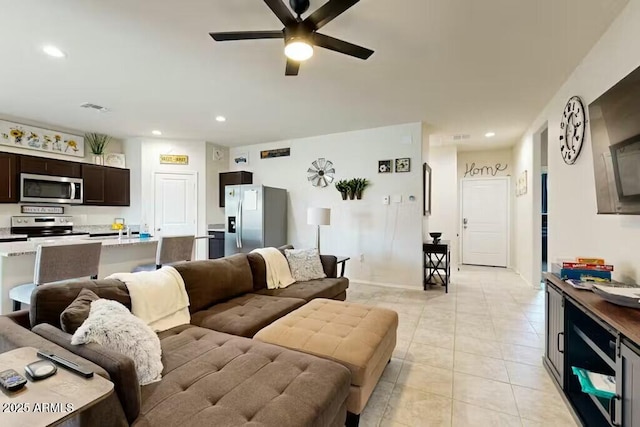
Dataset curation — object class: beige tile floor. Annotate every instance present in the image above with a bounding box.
[347,266,579,427]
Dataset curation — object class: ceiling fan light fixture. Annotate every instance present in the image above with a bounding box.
[284,39,314,62]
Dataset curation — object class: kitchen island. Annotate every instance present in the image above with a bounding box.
[0,237,159,314]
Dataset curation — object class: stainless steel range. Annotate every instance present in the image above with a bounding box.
[11,216,90,242]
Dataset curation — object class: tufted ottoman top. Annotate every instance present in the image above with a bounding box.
[254,299,398,386]
[134,325,350,427]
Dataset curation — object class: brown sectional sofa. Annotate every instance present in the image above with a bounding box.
[0,249,352,427]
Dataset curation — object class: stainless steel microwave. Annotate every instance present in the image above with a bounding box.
[20,173,83,204]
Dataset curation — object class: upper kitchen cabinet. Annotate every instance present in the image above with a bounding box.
[82,164,130,206]
[219,171,253,207]
[0,152,18,203]
[19,155,81,178]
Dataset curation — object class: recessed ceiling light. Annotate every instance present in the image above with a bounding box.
[485,132,496,138]
[42,45,66,58]
[215,116,226,122]
[152,130,162,136]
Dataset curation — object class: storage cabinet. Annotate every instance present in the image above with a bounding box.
[105,167,130,206]
[618,340,640,426]
[545,283,565,385]
[208,231,225,259]
[0,153,17,203]
[19,155,81,178]
[219,171,252,207]
[82,164,130,206]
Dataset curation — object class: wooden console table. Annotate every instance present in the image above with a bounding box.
[0,347,113,427]
[545,273,640,426]
[423,240,450,293]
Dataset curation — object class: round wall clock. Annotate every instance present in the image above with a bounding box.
[560,96,587,165]
[307,158,335,187]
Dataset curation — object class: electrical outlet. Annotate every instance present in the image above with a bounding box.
[382,196,390,205]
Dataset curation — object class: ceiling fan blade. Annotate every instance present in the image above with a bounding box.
[285,59,300,76]
[304,0,360,30]
[209,31,284,41]
[312,33,373,59]
[263,0,296,26]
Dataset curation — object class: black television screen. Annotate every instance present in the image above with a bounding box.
[589,64,640,214]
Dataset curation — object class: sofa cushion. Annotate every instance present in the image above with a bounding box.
[133,326,350,427]
[173,255,254,314]
[285,248,327,282]
[190,294,305,338]
[31,279,131,329]
[60,288,100,334]
[255,278,349,302]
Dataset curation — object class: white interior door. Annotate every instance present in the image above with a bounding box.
[154,173,197,236]
[461,178,509,267]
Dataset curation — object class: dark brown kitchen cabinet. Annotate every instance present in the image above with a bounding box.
[82,164,106,204]
[0,152,18,203]
[82,164,130,206]
[219,171,253,207]
[105,167,130,206]
[19,155,81,178]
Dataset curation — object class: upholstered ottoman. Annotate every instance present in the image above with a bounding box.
[254,299,398,426]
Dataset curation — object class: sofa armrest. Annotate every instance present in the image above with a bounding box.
[32,323,141,425]
[320,255,338,278]
[3,310,30,329]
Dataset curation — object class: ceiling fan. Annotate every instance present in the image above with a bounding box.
[209,0,374,76]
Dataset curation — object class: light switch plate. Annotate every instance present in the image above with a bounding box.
[391,194,402,204]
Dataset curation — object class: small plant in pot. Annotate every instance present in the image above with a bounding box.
[85,133,112,165]
[335,180,350,200]
[353,178,370,199]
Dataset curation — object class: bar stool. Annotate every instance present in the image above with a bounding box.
[9,241,103,311]
[132,235,195,272]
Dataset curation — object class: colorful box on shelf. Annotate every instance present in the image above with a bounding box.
[552,263,611,281]
[562,262,614,272]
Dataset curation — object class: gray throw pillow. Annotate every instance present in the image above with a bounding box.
[60,288,100,334]
[71,299,163,385]
[285,248,327,282]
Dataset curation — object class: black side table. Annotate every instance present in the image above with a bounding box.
[423,240,450,293]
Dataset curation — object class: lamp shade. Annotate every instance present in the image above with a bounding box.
[307,208,331,226]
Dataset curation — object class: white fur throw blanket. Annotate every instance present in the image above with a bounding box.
[71,299,163,385]
[250,247,295,289]
[107,266,190,332]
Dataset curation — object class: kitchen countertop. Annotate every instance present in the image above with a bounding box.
[75,224,140,235]
[0,236,159,257]
[208,224,225,232]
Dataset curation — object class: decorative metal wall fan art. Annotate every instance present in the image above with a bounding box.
[307,158,335,187]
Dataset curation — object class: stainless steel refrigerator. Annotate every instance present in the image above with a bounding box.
[224,185,287,255]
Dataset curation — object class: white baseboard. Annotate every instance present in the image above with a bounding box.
[349,279,423,291]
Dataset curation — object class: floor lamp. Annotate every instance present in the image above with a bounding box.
[307,208,331,253]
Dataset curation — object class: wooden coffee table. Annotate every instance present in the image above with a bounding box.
[0,347,113,427]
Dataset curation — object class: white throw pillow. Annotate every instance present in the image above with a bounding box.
[71,299,163,385]
[285,248,327,282]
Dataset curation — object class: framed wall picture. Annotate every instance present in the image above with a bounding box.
[423,163,432,216]
[378,160,392,173]
[395,158,411,172]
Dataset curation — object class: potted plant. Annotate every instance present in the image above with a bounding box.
[353,178,370,199]
[335,180,349,200]
[85,133,112,165]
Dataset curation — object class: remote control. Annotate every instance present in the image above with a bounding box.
[36,350,93,378]
[0,368,27,391]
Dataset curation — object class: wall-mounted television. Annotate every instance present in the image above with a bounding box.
[589,64,640,214]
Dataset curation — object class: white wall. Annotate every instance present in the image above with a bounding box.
[125,138,208,259]
[206,143,229,225]
[514,0,640,285]
[428,145,458,266]
[229,123,425,288]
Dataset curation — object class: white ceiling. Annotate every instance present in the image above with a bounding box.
[0,0,629,148]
